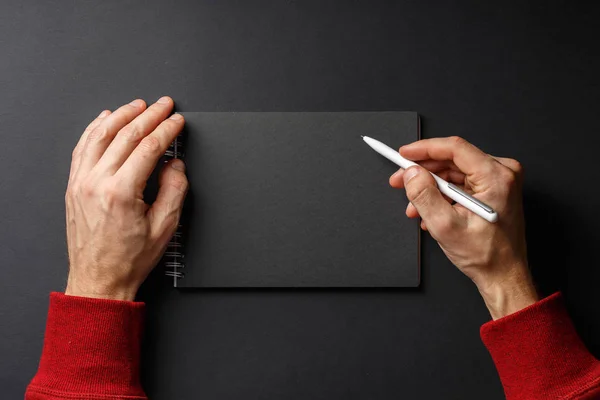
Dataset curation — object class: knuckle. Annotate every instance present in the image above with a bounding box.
[139,136,161,155]
[162,118,179,132]
[407,181,435,207]
[495,167,519,195]
[80,181,96,197]
[120,124,143,143]
[480,159,497,175]
[169,175,189,193]
[102,183,122,202]
[449,136,467,146]
[510,159,524,175]
[500,167,517,187]
[87,127,108,142]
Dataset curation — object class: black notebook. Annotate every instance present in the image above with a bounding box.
[163,112,420,288]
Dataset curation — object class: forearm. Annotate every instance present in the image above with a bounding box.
[26,293,147,400]
[481,292,600,399]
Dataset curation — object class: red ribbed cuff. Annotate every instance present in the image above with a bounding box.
[481,292,600,400]
[27,292,147,399]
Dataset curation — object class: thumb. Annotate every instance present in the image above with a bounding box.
[149,159,188,244]
[403,166,458,237]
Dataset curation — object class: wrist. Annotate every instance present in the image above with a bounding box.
[475,266,539,320]
[65,276,138,301]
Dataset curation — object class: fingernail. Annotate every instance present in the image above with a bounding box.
[403,166,420,184]
[98,110,110,118]
[169,113,183,121]
[171,159,185,172]
[399,145,411,155]
[157,96,171,104]
[129,99,144,108]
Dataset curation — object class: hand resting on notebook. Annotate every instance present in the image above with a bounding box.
[389,136,538,319]
[63,97,188,301]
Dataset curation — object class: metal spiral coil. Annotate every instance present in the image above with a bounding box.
[164,136,185,286]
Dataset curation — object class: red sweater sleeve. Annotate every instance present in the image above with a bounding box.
[25,292,147,400]
[481,292,600,399]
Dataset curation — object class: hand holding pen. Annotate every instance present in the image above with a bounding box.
[365,136,537,320]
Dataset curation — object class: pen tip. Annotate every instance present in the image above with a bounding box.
[360,135,365,138]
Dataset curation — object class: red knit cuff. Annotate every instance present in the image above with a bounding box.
[27,292,147,399]
[481,292,600,400]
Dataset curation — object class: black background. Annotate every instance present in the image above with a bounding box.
[1,1,599,399]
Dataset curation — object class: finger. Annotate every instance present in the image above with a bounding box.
[77,99,146,176]
[403,165,461,240]
[406,202,419,218]
[436,170,466,185]
[95,96,175,175]
[420,220,428,231]
[117,113,185,188]
[73,110,111,160]
[437,191,454,205]
[390,168,465,189]
[493,157,524,189]
[149,159,188,244]
[491,156,520,172]
[492,156,524,184]
[400,137,495,177]
[389,169,405,188]
[70,110,111,181]
[417,159,461,173]
[406,191,453,219]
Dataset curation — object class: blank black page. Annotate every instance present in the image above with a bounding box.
[180,112,419,287]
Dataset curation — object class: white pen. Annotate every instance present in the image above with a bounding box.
[362,136,498,223]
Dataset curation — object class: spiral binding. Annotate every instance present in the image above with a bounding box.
[164,135,185,286]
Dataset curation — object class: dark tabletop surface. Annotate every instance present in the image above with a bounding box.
[1,1,599,398]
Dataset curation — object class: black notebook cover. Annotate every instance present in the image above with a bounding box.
[176,112,420,287]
